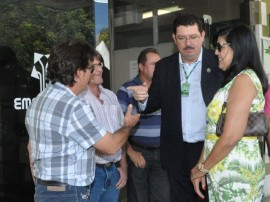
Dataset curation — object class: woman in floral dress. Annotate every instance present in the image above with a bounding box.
[191,24,269,201]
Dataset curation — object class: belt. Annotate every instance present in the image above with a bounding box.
[96,161,120,168]
[36,178,68,186]
[183,141,204,145]
[206,134,257,141]
[130,141,160,150]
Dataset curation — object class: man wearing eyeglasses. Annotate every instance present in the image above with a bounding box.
[79,51,128,202]
[25,39,140,202]
[128,14,224,202]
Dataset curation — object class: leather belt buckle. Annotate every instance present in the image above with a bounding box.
[96,161,120,168]
[104,162,113,168]
[96,162,113,168]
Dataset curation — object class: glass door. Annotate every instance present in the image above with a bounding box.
[0,1,96,200]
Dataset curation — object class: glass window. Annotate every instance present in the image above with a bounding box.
[0,1,95,200]
[112,0,249,50]
[113,1,154,50]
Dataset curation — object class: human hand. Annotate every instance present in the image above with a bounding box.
[191,166,207,199]
[123,104,140,128]
[127,82,148,102]
[128,149,146,168]
[116,159,128,189]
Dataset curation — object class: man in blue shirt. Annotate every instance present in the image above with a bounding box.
[117,48,170,202]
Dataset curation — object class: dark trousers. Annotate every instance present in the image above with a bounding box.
[127,145,170,202]
[167,141,208,202]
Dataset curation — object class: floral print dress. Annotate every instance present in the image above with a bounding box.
[205,69,265,202]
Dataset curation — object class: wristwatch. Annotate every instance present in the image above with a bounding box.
[198,162,209,174]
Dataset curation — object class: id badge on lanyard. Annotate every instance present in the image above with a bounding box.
[180,62,199,97]
[181,81,190,96]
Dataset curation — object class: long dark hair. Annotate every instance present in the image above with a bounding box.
[214,24,268,94]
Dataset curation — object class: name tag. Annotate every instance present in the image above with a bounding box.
[181,82,190,97]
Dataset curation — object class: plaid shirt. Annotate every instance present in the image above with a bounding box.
[25,82,106,186]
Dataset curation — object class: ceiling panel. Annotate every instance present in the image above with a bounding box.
[113,0,183,9]
[33,0,91,10]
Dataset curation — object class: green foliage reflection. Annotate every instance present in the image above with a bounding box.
[0,2,95,72]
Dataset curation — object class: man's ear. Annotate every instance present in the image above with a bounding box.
[138,63,143,72]
[74,69,82,82]
[172,33,177,44]
[201,30,206,39]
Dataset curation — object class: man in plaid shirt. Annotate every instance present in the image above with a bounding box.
[25,39,139,202]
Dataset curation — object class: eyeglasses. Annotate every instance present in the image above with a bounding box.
[86,65,95,73]
[215,42,230,52]
[92,62,104,69]
[86,62,103,73]
[175,35,200,43]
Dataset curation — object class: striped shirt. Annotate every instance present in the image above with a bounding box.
[25,82,106,186]
[79,85,124,164]
[117,75,161,146]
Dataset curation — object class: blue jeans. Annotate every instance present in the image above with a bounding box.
[90,164,120,202]
[127,145,170,202]
[35,183,90,202]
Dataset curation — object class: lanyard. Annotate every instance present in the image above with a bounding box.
[181,62,199,81]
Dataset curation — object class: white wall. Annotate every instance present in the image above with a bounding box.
[111,42,177,92]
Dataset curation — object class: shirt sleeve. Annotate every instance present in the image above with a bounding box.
[138,98,148,111]
[117,84,145,114]
[70,101,107,149]
[117,85,129,113]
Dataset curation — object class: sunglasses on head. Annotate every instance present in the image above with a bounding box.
[215,42,230,52]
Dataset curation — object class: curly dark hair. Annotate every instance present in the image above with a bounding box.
[46,39,95,87]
